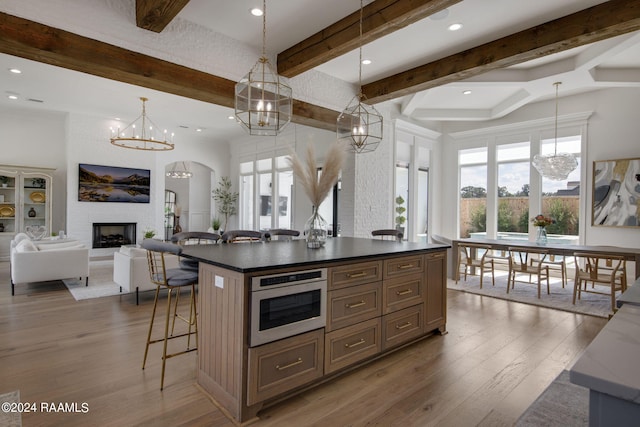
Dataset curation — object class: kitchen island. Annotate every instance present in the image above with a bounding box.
[181,237,449,423]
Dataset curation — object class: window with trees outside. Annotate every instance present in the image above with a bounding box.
[457,130,582,244]
[459,147,487,237]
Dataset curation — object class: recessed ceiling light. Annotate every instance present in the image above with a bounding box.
[196,128,202,132]
[361,59,372,65]
[463,90,472,95]
[448,23,463,31]
[9,68,22,74]
[250,7,263,16]
[228,115,235,120]
[8,94,18,100]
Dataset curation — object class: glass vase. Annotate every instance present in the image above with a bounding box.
[535,226,547,245]
[304,207,328,249]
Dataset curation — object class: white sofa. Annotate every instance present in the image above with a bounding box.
[10,233,90,295]
[113,245,179,304]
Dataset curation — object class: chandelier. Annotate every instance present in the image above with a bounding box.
[337,0,383,153]
[532,82,577,180]
[235,0,292,136]
[166,161,192,179]
[110,97,174,151]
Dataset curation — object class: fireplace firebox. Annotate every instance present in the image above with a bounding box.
[92,222,136,248]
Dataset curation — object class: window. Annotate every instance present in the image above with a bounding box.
[541,135,581,242]
[459,148,487,238]
[497,141,530,237]
[239,154,336,233]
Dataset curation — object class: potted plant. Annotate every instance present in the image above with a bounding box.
[212,176,238,232]
[0,176,9,188]
[395,195,406,235]
[211,217,221,233]
[143,228,156,239]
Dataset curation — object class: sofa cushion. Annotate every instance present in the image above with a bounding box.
[36,241,86,251]
[15,239,38,252]
[13,232,30,244]
[119,246,147,258]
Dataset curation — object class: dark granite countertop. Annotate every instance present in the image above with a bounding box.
[180,236,449,273]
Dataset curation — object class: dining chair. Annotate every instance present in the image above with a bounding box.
[170,231,220,272]
[456,242,496,288]
[221,229,264,243]
[371,229,403,242]
[573,252,626,313]
[507,247,550,298]
[141,239,198,390]
[538,254,568,288]
[265,229,300,241]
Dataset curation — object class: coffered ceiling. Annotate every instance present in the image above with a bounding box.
[1,0,639,141]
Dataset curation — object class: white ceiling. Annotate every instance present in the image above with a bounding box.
[1,0,639,141]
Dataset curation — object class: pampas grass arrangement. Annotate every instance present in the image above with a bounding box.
[287,141,345,208]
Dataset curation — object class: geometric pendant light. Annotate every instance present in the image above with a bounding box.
[235,0,292,136]
[110,97,174,151]
[337,0,383,153]
[532,82,578,180]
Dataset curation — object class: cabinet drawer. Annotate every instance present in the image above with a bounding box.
[382,304,424,350]
[384,255,424,279]
[247,329,324,405]
[329,261,382,290]
[327,281,382,332]
[383,272,424,314]
[325,318,381,374]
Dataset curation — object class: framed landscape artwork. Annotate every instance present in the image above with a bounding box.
[78,163,150,203]
[592,157,640,227]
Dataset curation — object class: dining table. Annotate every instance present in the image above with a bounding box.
[451,237,640,280]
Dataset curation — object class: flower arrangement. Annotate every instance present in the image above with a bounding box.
[531,214,554,228]
[287,141,345,209]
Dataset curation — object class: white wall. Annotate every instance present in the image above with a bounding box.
[0,106,67,233]
[438,87,640,249]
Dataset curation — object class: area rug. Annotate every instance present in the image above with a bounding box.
[448,270,613,318]
[516,370,588,426]
[0,390,22,427]
[63,263,122,301]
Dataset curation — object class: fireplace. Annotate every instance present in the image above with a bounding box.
[92,222,136,248]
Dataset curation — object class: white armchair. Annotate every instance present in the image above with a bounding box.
[10,234,90,296]
[113,245,179,304]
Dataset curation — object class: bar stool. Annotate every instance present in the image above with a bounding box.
[371,229,403,242]
[141,239,199,390]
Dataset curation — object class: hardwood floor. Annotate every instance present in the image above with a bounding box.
[0,261,606,426]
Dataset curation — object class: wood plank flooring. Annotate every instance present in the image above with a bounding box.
[0,261,606,426]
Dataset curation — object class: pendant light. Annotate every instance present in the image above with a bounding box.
[110,97,174,151]
[166,161,193,179]
[337,0,383,153]
[532,82,578,180]
[235,0,292,136]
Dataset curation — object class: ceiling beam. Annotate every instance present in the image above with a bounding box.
[277,0,461,78]
[0,12,339,132]
[136,0,190,33]
[363,0,640,104]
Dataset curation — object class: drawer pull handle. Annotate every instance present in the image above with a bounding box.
[275,358,302,371]
[396,289,413,296]
[346,271,367,278]
[345,300,366,309]
[344,338,365,349]
[396,321,412,330]
[398,264,414,269]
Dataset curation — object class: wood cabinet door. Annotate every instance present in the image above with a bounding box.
[383,272,423,314]
[382,304,424,350]
[424,251,447,332]
[329,260,382,290]
[324,318,381,374]
[247,329,324,405]
[326,281,382,332]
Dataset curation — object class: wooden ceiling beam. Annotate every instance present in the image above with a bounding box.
[277,0,461,78]
[136,0,190,33]
[0,12,339,132]
[363,0,640,104]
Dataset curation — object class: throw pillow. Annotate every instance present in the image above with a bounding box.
[15,238,38,252]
